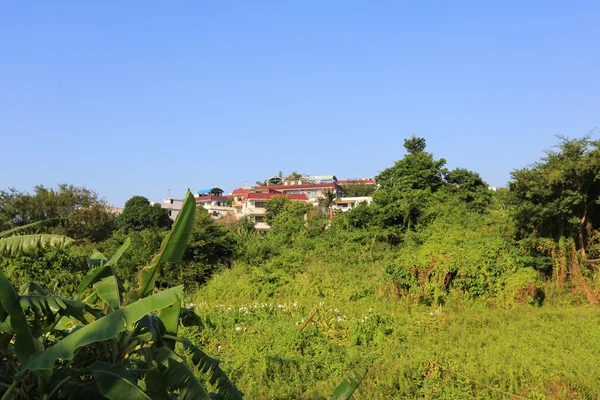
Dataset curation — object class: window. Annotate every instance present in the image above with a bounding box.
[169,210,172,216]
[170,199,174,204]
[255,201,266,208]
[255,216,264,223]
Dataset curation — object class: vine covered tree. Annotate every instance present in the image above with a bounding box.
[510,135,600,258]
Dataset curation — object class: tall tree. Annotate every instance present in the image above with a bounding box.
[444,168,492,212]
[0,184,115,242]
[373,137,447,228]
[118,196,172,232]
[510,135,600,257]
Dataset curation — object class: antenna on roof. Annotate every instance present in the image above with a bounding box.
[168,188,171,198]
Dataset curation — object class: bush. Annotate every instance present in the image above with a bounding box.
[0,247,88,296]
[497,267,545,307]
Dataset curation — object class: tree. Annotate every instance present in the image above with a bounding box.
[0,191,242,399]
[160,207,238,289]
[375,137,446,192]
[285,171,304,181]
[264,196,291,225]
[340,183,376,197]
[0,184,116,242]
[403,135,427,155]
[510,135,600,258]
[318,188,339,220]
[373,137,447,229]
[118,196,172,232]
[444,168,492,212]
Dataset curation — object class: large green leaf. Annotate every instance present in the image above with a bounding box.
[158,301,180,351]
[94,275,121,311]
[88,249,108,268]
[127,191,196,303]
[154,347,211,400]
[78,242,129,298]
[0,218,65,239]
[89,361,151,400]
[18,294,92,328]
[23,285,184,373]
[78,264,112,296]
[0,234,73,256]
[0,271,37,364]
[329,368,368,400]
[106,237,131,267]
[174,336,243,400]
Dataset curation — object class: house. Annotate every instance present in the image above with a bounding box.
[195,194,236,219]
[248,182,343,205]
[159,198,184,220]
[240,192,309,231]
[331,196,373,212]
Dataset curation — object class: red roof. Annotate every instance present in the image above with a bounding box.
[231,188,249,196]
[242,193,309,202]
[252,183,338,191]
[195,195,229,202]
[338,179,375,184]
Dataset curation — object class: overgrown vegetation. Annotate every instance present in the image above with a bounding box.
[1,134,599,398]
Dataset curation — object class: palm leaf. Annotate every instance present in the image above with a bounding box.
[176,336,243,400]
[78,238,130,298]
[88,249,108,268]
[0,218,65,239]
[22,285,184,373]
[59,381,106,400]
[0,234,73,256]
[329,368,368,400]
[153,346,211,400]
[89,361,152,400]
[0,271,38,364]
[127,191,196,303]
[94,275,121,311]
[18,294,93,329]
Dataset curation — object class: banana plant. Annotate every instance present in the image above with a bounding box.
[0,190,242,399]
[0,218,73,256]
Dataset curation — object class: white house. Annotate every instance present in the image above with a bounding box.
[331,196,373,212]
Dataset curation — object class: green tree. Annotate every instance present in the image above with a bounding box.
[118,196,172,232]
[318,188,339,220]
[284,171,304,181]
[264,196,291,225]
[160,207,238,290]
[510,135,600,258]
[0,184,115,242]
[444,168,492,212]
[340,183,376,197]
[0,191,242,399]
[373,137,446,229]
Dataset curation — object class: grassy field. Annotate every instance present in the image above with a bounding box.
[184,257,600,399]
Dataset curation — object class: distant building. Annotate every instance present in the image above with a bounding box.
[159,198,184,220]
[331,196,373,212]
[240,192,309,231]
[195,194,236,219]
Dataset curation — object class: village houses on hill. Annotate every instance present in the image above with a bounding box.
[156,175,374,231]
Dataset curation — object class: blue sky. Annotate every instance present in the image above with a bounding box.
[1,1,598,206]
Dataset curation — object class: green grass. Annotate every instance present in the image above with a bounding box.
[186,256,600,399]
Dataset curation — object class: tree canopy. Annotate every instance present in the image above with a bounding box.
[0,184,115,242]
[510,135,600,257]
[118,196,172,232]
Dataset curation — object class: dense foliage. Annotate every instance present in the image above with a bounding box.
[1,134,599,398]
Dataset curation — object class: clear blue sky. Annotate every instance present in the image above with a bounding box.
[1,1,598,206]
